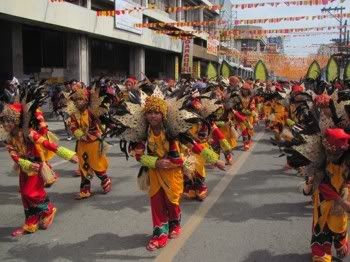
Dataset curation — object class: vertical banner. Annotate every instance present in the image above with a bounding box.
[115,0,143,35]
[207,37,219,56]
[175,56,179,80]
[181,39,193,75]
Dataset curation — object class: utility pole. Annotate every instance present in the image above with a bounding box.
[321,6,345,52]
[321,6,349,79]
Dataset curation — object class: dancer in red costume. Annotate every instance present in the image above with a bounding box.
[0,86,78,237]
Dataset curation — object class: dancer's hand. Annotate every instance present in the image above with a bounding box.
[337,199,350,212]
[31,163,40,172]
[215,160,226,171]
[70,155,79,164]
[156,159,178,169]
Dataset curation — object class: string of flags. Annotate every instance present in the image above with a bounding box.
[220,31,344,40]
[222,25,345,35]
[167,5,222,13]
[154,25,344,37]
[231,0,336,9]
[96,5,156,16]
[234,12,350,25]
[135,20,225,28]
[169,30,343,41]
[95,4,222,16]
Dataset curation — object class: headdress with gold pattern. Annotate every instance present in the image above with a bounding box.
[143,96,168,118]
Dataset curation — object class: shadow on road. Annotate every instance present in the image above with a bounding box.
[252,148,282,155]
[206,169,310,223]
[7,232,154,261]
[0,185,20,206]
[91,194,150,214]
[257,137,274,145]
[0,227,18,243]
[241,249,310,262]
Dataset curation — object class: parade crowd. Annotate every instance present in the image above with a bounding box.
[1,71,350,261]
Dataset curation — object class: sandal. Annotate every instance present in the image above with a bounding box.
[40,207,57,230]
[11,228,27,237]
[75,191,93,200]
[146,235,168,251]
[169,225,181,239]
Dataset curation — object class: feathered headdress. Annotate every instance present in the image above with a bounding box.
[0,82,48,139]
[0,103,22,126]
[284,89,350,175]
[111,86,201,142]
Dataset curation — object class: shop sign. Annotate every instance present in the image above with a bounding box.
[115,0,143,35]
[207,37,219,56]
[181,39,193,74]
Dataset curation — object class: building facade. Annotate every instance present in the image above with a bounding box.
[0,0,220,84]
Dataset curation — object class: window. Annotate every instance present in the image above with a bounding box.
[23,26,66,74]
[91,38,130,72]
[42,31,65,67]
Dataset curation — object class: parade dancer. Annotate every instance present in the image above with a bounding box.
[0,91,78,237]
[310,128,350,261]
[285,85,350,261]
[113,88,225,251]
[181,93,230,200]
[184,121,227,201]
[67,87,112,199]
[239,82,256,151]
[33,108,61,187]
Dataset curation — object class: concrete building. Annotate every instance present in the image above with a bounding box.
[0,0,220,84]
[266,36,284,54]
[228,25,267,78]
[233,25,267,54]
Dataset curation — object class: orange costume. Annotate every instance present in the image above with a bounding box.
[239,82,256,150]
[69,108,111,199]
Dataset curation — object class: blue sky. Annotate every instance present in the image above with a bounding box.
[227,0,350,56]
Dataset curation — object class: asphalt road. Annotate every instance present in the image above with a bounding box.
[0,121,347,262]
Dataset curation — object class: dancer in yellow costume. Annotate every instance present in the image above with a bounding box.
[310,128,350,262]
[286,91,350,261]
[239,82,256,150]
[68,88,111,199]
[115,90,225,251]
[269,93,289,141]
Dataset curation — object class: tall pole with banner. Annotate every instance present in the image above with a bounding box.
[181,39,193,78]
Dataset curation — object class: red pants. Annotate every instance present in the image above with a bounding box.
[311,224,348,261]
[150,189,181,237]
[19,172,54,231]
[242,128,251,139]
[184,173,207,190]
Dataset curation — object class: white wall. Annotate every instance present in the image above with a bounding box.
[0,0,182,53]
